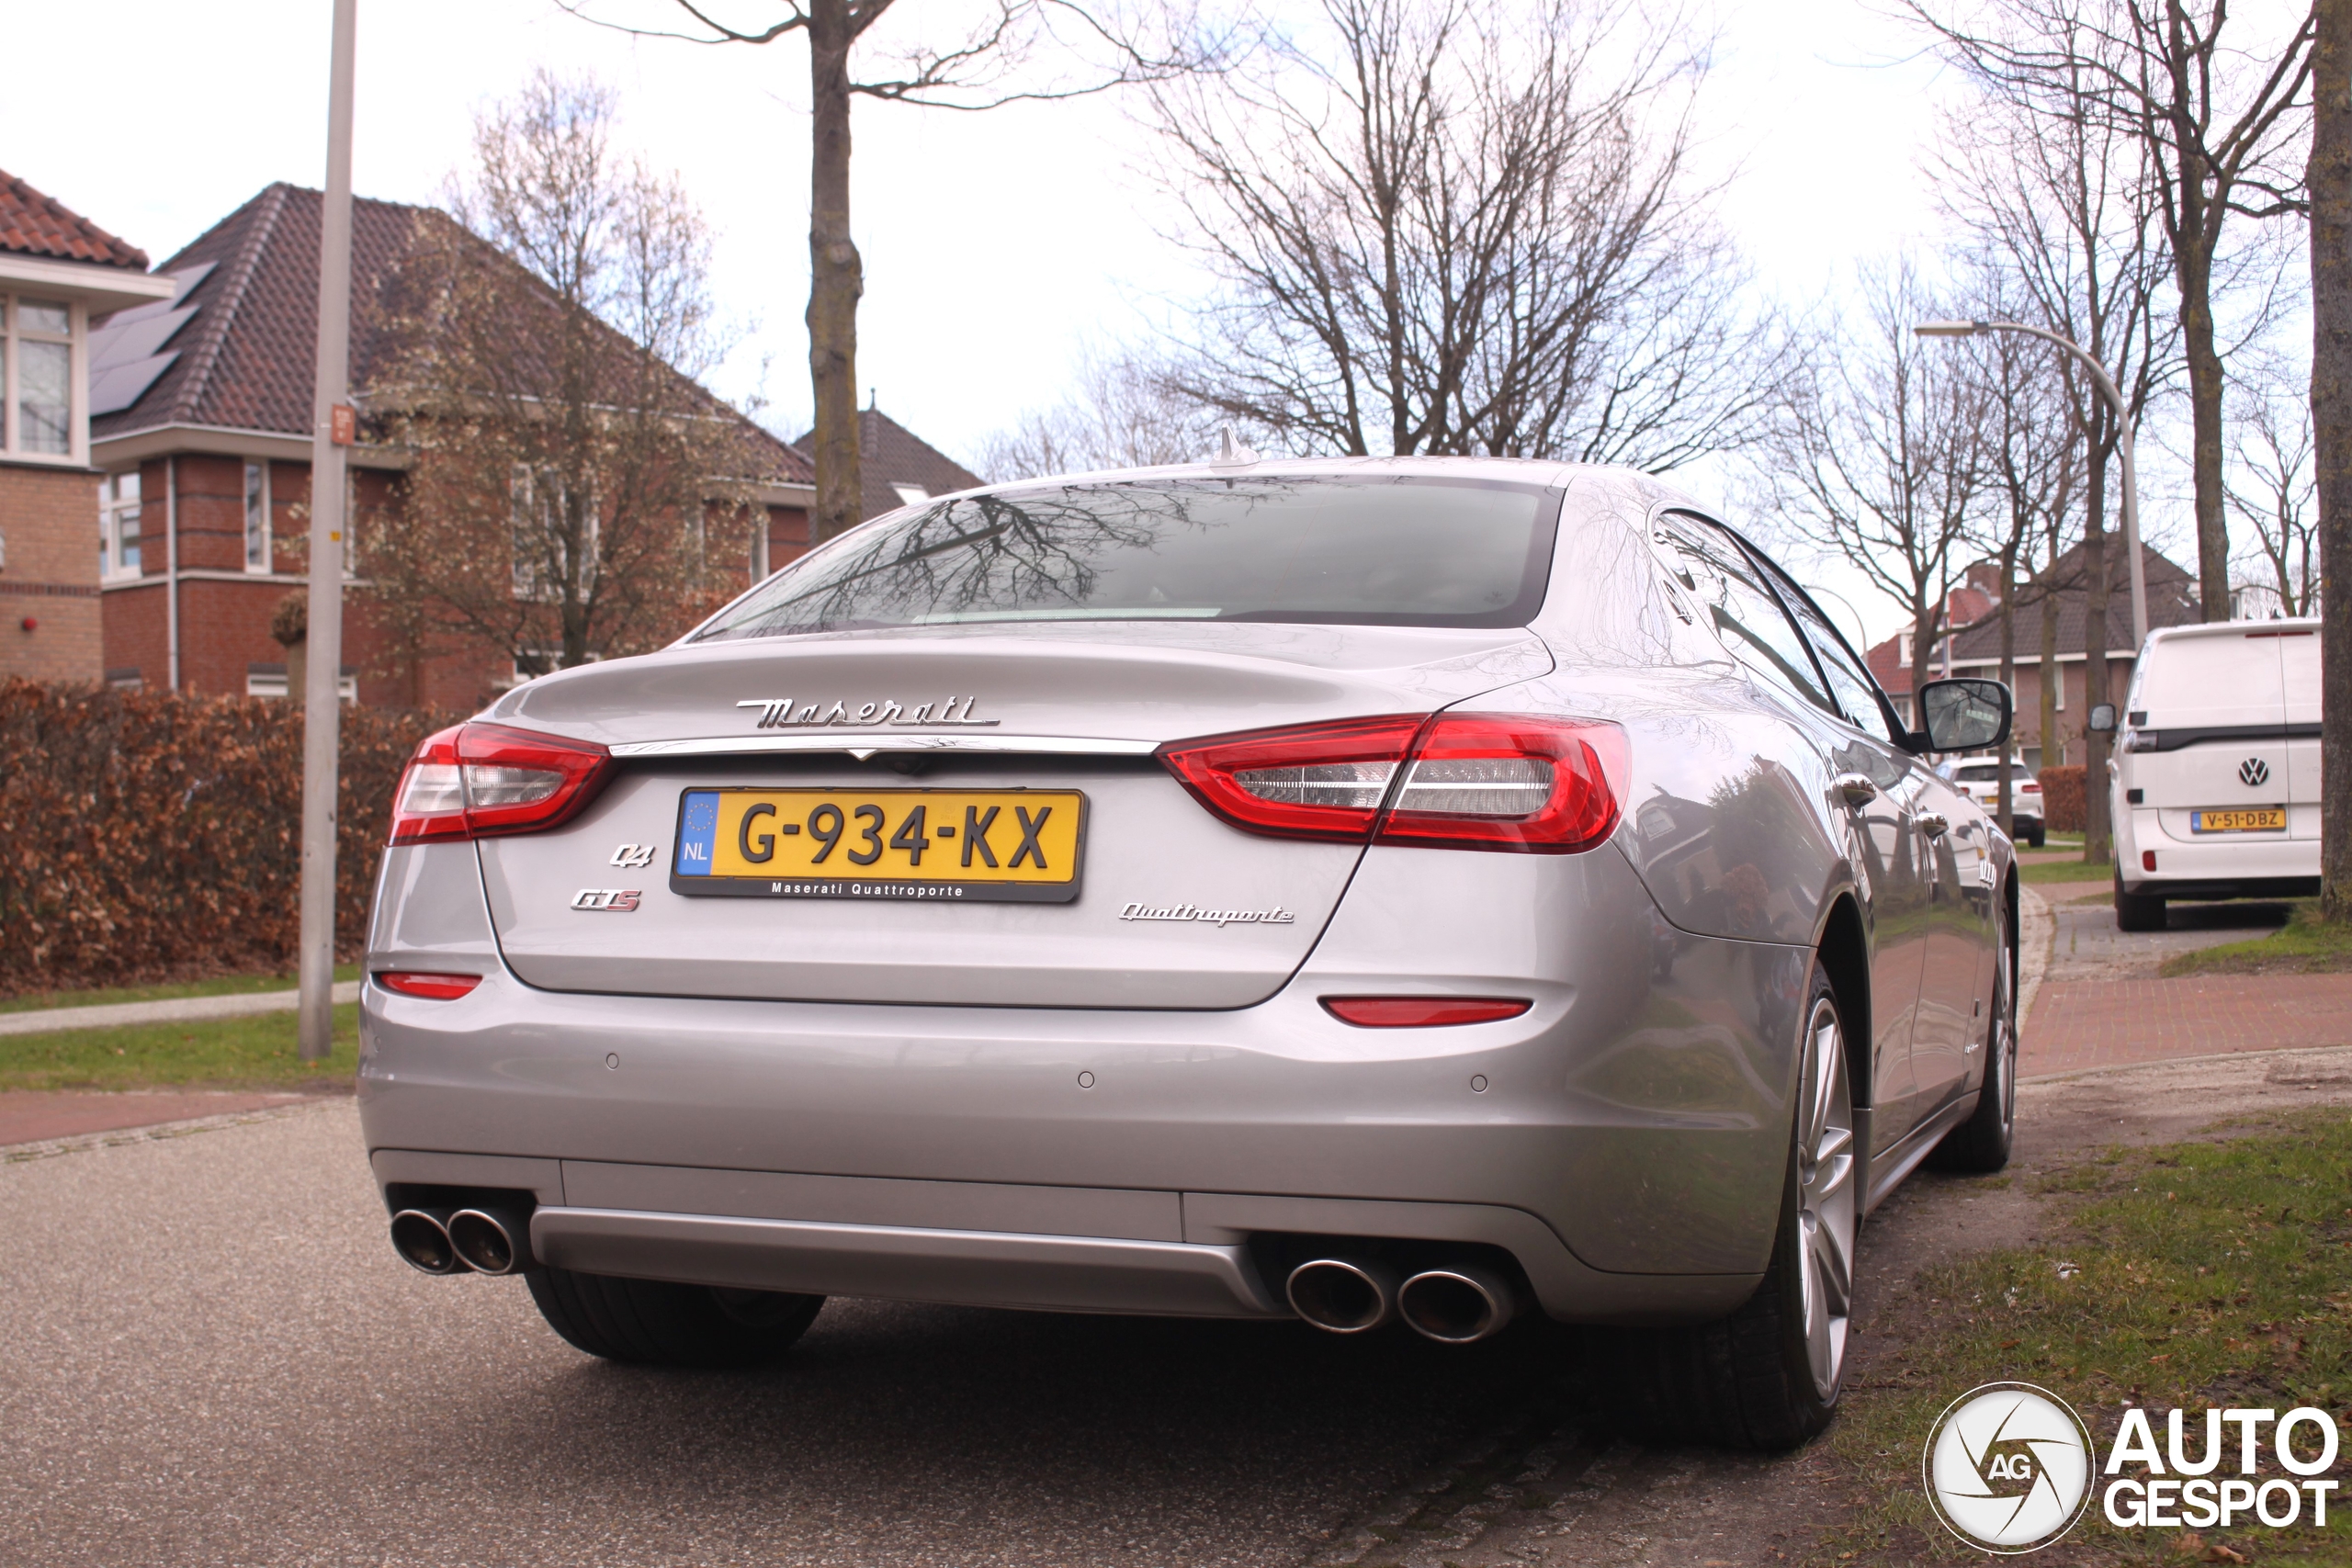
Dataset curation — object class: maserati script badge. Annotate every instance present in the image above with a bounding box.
[1120,901,1296,928]
[738,695,999,729]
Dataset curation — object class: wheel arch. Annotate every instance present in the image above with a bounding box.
[1813,892,1871,1111]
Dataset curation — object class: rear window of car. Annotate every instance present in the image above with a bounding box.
[693,476,1561,639]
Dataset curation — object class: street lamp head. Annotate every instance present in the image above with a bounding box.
[1913,321,1984,338]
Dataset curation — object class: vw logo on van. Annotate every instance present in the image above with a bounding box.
[2240,757,2271,787]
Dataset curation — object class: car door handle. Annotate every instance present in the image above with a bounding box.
[1834,773,1878,807]
[1918,812,1950,839]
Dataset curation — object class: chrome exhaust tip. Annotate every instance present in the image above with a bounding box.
[447,1206,533,1275]
[1285,1257,1400,1334]
[389,1208,461,1275]
[1397,1264,1518,1344]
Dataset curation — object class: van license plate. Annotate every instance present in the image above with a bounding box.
[670,787,1087,902]
[2189,808,2286,833]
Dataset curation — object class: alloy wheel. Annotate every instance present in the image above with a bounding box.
[1795,992,1858,1401]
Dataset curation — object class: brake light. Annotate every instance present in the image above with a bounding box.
[1324,997,1532,1027]
[389,722,614,844]
[2021,783,2041,794]
[1157,712,1626,853]
[375,971,483,1000]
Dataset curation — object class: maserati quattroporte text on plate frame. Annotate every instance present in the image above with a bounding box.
[361,460,2018,1450]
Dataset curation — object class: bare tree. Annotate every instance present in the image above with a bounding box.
[1905,0,2315,622]
[1928,17,2174,863]
[2225,353,2319,615]
[975,346,1225,479]
[1764,261,1988,708]
[1958,265,2083,834]
[1148,0,1781,470]
[364,73,769,681]
[561,1,1209,545]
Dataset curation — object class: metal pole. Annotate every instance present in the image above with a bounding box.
[1917,320,2150,651]
[297,0,357,1062]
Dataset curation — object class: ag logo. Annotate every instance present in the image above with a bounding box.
[1924,1382,2093,1552]
[2239,757,2271,787]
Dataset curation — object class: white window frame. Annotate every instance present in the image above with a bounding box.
[99,469,142,581]
[243,460,273,573]
[2,292,85,464]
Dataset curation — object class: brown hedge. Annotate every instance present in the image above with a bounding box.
[2037,764,2086,834]
[0,680,456,997]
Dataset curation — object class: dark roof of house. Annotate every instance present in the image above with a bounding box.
[91,182,812,487]
[0,168,148,269]
[1863,542,2199,694]
[795,407,986,521]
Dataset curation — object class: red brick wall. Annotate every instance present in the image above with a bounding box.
[0,461,103,683]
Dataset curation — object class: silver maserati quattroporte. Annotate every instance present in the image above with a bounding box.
[362,457,2018,1450]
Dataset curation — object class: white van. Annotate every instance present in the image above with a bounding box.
[2106,619,2321,931]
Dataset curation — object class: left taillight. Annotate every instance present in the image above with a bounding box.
[390,722,614,845]
[1157,711,1626,854]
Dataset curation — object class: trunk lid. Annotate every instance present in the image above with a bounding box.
[472,623,1553,1008]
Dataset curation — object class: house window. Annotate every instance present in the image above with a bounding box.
[99,471,141,579]
[890,482,932,507]
[244,461,271,572]
[4,295,76,457]
[511,466,595,601]
[245,662,356,703]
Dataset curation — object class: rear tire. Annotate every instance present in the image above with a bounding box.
[1930,908,2016,1173]
[2025,826,2045,849]
[2113,875,2166,932]
[1601,961,1855,1450]
[526,1266,824,1368]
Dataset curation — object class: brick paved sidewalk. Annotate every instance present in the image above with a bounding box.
[0,1090,321,1147]
[2022,973,2352,1077]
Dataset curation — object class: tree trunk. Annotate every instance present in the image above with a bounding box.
[2316,0,2352,921]
[808,0,864,544]
[2084,444,2111,864]
[2040,524,2062,769]
[2179,240,2233,621]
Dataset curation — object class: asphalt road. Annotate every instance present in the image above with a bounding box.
[0,1101,1569,1567]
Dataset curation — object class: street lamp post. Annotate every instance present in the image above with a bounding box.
[1914,320,2150,651]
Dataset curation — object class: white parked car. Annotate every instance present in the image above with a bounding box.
[2103,619,2320,932]
[1947,759,2044,847]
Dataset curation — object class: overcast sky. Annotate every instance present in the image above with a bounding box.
[6,0,2134,646]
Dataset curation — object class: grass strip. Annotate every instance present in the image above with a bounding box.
[2161,903,2352,978]
[0,1003,359,1091]
[2020,859,2116,886]
[0,964,364,1016]
[1815,1111,2352,1564]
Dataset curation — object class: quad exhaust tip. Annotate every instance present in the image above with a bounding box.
[1396,1264,1518,1344]
[389,1208,459,1275]
[447,1207,533,1275]
[390,1205,535,1276]
[1286,1258,1400,1334]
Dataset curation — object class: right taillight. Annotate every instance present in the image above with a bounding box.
[390,722,614,844]
[1156,712,1626,853]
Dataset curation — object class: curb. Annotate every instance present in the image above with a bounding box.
[0,1096,337,1163]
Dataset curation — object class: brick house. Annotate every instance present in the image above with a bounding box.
[89,183,821,709]
[0,170,175,683]
[1865,543,2202,769]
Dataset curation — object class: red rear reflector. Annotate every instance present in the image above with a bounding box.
[390,722,614,844]
[1157,713,1626,853]
[375,971,483,1000]
[2143,850,2157,872]
[1323,997,1532,1028]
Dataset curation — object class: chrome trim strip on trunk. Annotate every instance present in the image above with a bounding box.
[607,733,1161,760]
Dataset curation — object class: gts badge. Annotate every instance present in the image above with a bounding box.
[571,889,641,913]
[610,843,659,869]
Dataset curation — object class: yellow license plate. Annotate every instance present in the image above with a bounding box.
[2189,807,2286,833]
[670,787,1087,903]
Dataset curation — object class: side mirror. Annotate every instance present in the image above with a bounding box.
[1917,677,2013,753]
[2086,703,2117,734]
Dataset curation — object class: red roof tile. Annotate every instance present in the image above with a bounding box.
[794,407,984,521]
[0,167,148,269]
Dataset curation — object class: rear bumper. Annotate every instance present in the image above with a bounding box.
[2117,806,2318,897]
[358,931,1804,1326]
